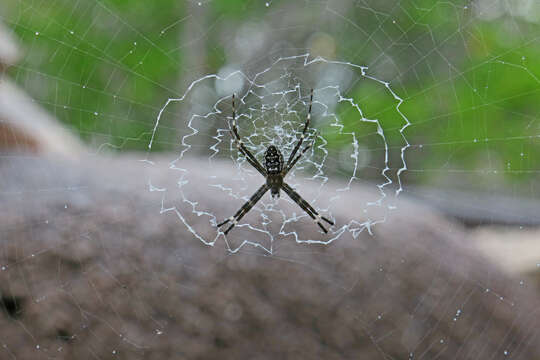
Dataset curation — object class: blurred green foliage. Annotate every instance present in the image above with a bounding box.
[2,0,540,192]
[4,0,185,150]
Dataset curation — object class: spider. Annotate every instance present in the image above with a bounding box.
[218,89,334,235]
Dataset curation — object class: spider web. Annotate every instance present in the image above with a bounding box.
[144,54,409,253]
[1,0,540,359]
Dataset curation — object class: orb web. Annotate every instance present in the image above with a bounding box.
[2,0,540,358]
[145,54,410,253]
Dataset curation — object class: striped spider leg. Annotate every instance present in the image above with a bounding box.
[284,88,313,171]
[217,184,270,235]
[280,182,334,233]
[280,89,333,233]
[218,94,267,234]
[226,94,267,177]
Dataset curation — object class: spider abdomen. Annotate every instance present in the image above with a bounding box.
[264,145,283,175]
[264,145,284,198]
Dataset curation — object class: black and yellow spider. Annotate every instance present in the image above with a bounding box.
[218,89,334,235]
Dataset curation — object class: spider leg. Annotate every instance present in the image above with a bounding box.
[285,88,313,169]
[282,136,315,176]
[218,184,270,235]
[226,94,267,177]
[233,138,267,177]
[281,182,334,233]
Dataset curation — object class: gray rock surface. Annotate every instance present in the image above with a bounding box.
[0,154,538,359]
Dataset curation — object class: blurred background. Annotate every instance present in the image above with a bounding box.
[2,0,539,197]
[0,0,539,260]
[1,0,540,358]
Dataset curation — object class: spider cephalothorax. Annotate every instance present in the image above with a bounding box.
[218,89,334,235]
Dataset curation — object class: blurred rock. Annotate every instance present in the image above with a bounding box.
[0,21,83,157]
[0,155,538,359]
[0,80,84,157]
[471,226,540,275]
